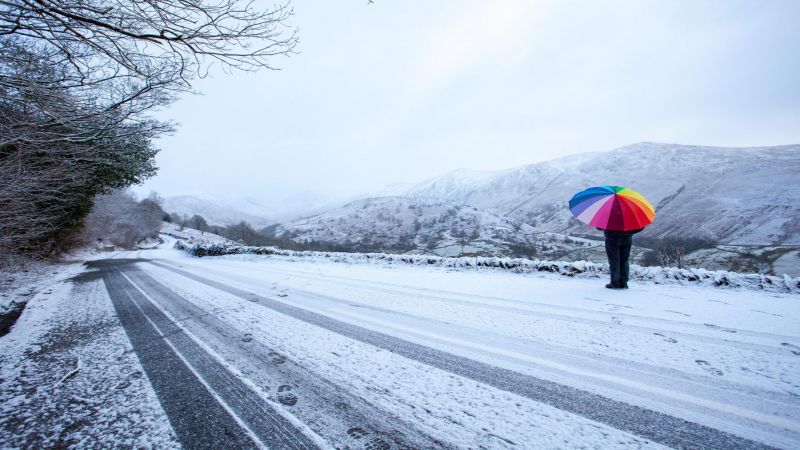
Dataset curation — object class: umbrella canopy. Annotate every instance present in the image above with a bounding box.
[569,186,655,231]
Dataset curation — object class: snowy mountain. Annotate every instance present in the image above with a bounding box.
[268,196,602,258]
[163,195,274,228]
[405,168,501,201]
[163,191,350,226]
[406,142,800,245]
[221,196,279,220]
[270,191,351,222]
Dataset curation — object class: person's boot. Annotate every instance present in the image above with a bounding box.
[605,283,621,289]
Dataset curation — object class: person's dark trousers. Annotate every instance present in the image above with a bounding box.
[605,234,633,288]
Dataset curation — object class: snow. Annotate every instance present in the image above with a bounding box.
[0,261,179,448]
[407,168,503,201]
[774,250,800,277]
[119,270,330,449]
[4,234,798,448]
[160,221,234,245]
[0,262,43,318]
[140,260,669,448]
[159,237,800,447]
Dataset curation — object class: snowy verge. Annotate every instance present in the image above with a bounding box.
[173,241,800,294]
[0,259,64,318]
[0,261,180,448]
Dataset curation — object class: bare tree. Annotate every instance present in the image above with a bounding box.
[0,39,166,255]
[186,214,209,233]
[1,0,298,114]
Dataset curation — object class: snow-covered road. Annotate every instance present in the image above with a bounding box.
[3,241,799,449]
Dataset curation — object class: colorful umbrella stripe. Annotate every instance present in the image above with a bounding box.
[569,185,655,231]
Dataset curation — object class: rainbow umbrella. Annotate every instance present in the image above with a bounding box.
[569,186,655,231]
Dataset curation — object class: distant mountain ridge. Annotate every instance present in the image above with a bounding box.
[404,142,800,245]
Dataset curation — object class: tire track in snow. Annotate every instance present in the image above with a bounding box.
[123,266,451,450]
[276,284,800,413]
[261,265,797,343]
[150,260,779,450]
[192,261,791,355]
[99,263,320,450]
[249,266,800,408]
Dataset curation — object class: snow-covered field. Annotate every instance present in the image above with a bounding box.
[2,236,799,448]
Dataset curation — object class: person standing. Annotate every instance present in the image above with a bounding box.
[569,186,654,289]
[602,228,643,289]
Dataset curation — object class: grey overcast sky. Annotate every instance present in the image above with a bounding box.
[137,0,800,205]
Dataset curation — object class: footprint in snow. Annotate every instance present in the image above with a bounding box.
[607,303,632,312]
[346,427,391,450]
[347,427,369,439]
[268,351,287,364]
[703,323,737,333]
[653,333,677,343]
[277,385,298,406]
[707,299,730,305]
[781,343,800,356]
[741,366,776,380]
[611,316,623,325]
[241,333,254,343]
[695,360,724,376]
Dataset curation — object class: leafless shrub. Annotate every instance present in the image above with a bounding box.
[657,246,686,269]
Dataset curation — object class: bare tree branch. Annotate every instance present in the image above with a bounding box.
[1,0,297,111]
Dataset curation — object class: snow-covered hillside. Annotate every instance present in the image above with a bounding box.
[160,222,234,245]
[407,142,800,245]
[163,195,273,228]
[268,196,601,258]
[406,168,503,201]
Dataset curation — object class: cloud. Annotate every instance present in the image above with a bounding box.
[414,0,550,87]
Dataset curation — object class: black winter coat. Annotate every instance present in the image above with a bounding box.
[598,228,644,237]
